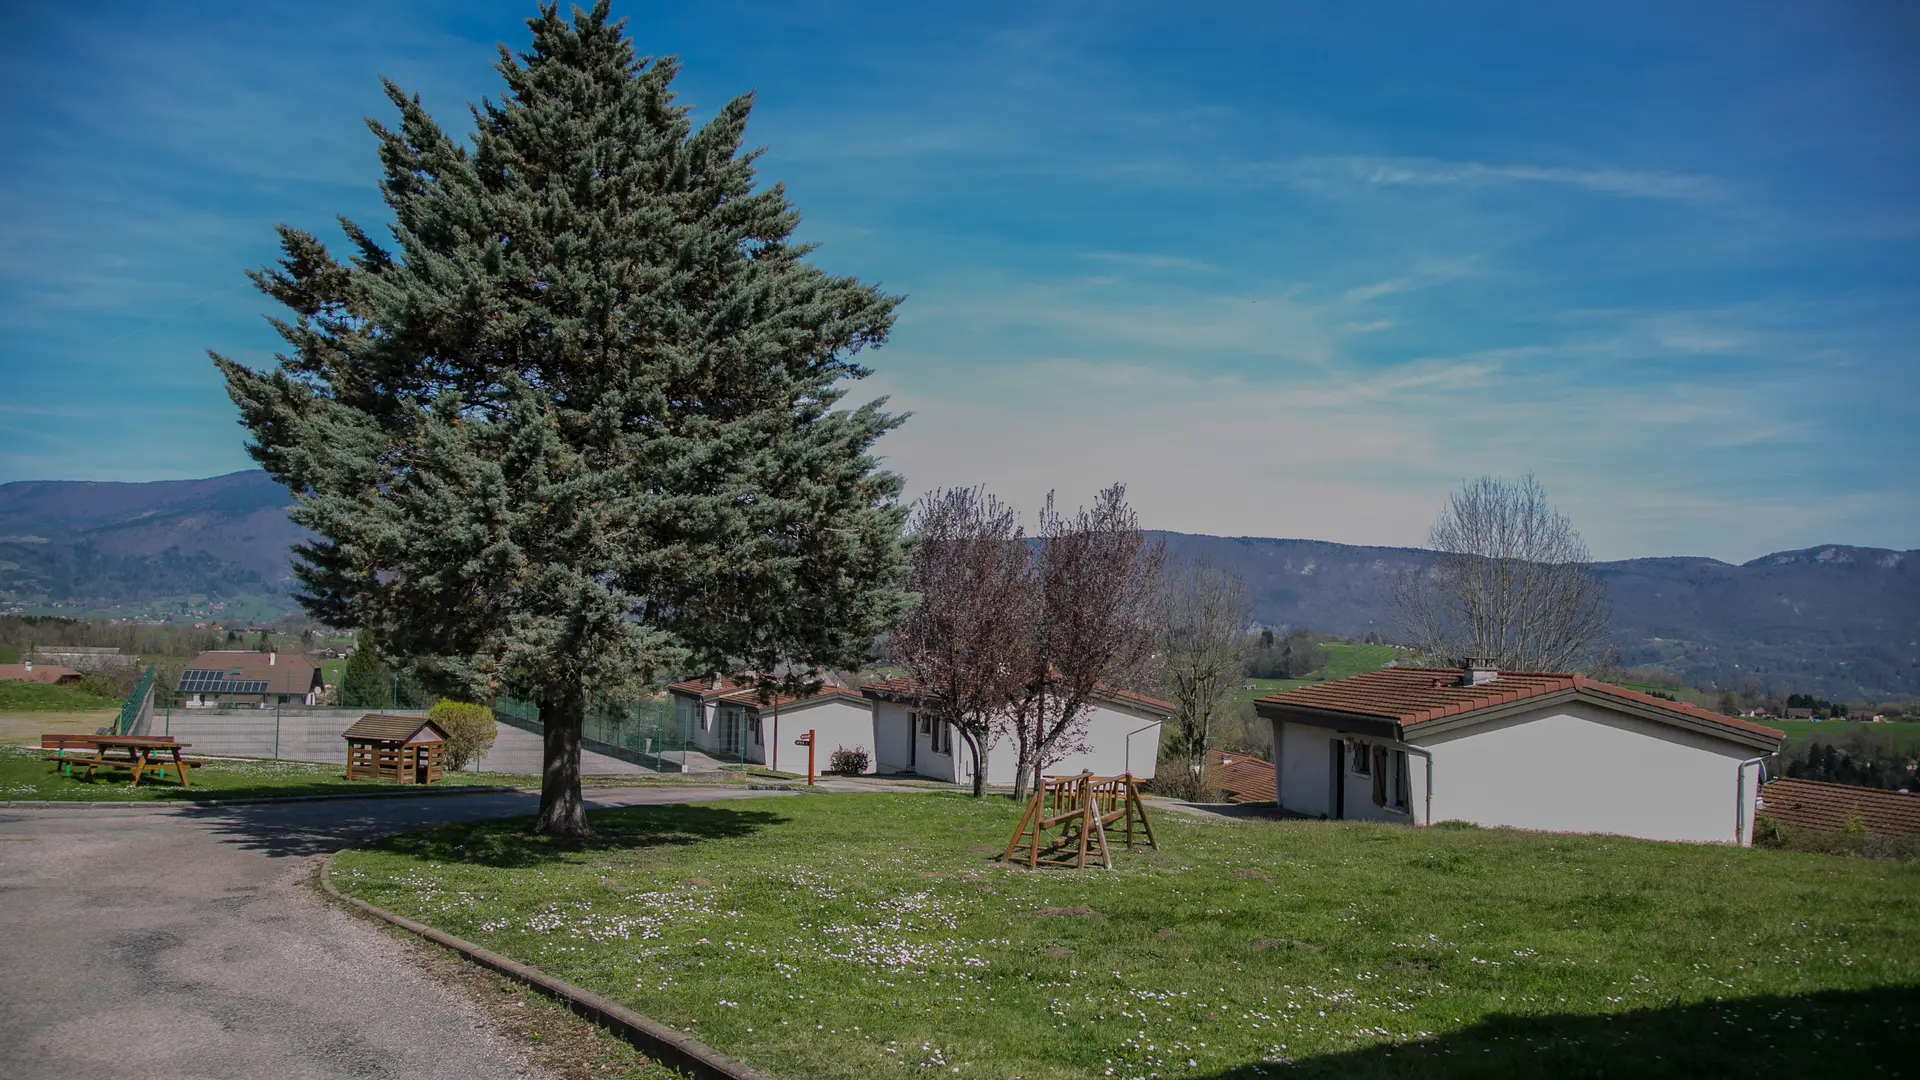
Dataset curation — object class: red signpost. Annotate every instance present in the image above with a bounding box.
[795,729,815,786]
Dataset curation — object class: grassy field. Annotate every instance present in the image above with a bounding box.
[1768,719,1920,753]
[332,793,1919,1080]
[1228,643,1404,715]
[0,744,527,802]
[0,680,121,713]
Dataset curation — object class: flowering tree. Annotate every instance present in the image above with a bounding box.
[890,487,1034,797]
[1006,485,1165,801]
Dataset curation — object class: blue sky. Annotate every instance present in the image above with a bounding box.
[3,1,1915,562]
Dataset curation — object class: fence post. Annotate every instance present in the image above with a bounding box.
[274,705,282,760]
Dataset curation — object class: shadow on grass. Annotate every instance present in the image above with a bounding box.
[362,802,793,868]
[1189,986,1919,1079]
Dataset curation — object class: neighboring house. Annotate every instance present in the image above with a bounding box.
[726,685,876,774]
[1254,663,1786,846]
[1849,709,1884,722]
[1757,778,1920,837]
[1211,753,1277,805]
[665,677,876,771]
[0,663,85,687]
[860,676,1171,786]
[1785,708,1816,719]
[177,650,322,707]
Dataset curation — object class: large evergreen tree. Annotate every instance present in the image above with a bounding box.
[214,2,913,834]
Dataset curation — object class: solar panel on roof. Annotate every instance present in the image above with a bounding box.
[176,669,272,695]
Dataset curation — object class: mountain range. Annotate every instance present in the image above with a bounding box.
[2,471,1914,698]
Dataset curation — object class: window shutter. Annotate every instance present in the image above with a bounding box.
[1371,747,1387,806]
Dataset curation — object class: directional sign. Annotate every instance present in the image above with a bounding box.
[794,733,812,745]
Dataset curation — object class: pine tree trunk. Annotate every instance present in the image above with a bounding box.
[535,688,590,837]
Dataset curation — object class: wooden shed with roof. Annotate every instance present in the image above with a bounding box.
[342,714,447,784]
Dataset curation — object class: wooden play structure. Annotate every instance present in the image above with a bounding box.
[1001,771,1157,870]
[342,714,447,784]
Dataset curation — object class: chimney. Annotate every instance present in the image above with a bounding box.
[1460,659,1498,687]
[269,651,277,665]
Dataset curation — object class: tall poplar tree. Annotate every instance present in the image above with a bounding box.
[213,2,913,834]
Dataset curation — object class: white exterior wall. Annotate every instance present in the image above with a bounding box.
[1272,721,1416,822]
[1412,701,1763,845]
[869,698,1163,786]
[744,699,878,774]
[873,701,917,774]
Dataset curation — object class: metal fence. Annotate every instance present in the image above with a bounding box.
[154,704,428,764]
[115,665,157,736]
[496,696,745,774]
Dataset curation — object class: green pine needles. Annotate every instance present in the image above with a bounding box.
[213,1,913,834]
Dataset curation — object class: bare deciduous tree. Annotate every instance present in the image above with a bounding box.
[1160,557,1250,799]
[1006,484,1166,801]
[1392,473,1611,672]
[890,488,1033,797]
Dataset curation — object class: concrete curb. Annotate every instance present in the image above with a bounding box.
[0,785,534,810]
[319,854,773,1080]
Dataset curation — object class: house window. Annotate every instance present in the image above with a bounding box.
[917,711,931,735]
[1348,740,1370,776]
[1390,750,1410,811]
[933,720,953,755]
[1370,746,1388,807]
[750,716,762,746]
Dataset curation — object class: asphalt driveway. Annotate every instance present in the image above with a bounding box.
[0,787,789,1080]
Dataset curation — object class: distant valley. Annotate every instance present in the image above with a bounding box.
[1,472,1914,698]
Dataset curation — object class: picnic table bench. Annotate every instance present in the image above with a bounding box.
[41,734,197,788]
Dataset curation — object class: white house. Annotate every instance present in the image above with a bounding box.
[666,678,878,772]
[861,676,1171,786]
[1254,664,1786,846]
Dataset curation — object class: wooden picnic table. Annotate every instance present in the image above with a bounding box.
[51,736,194,788]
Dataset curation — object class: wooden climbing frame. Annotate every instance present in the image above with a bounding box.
[1000,771,1158,870]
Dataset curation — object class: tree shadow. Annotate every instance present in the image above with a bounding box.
[361,802,793,868]
[1187,986,1918,1079]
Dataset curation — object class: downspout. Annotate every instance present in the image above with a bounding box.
[1734,755,1770,846]
[1373,735,1433,826]
[1123,721,1159,777]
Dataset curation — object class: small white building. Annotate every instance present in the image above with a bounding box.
[1254,664,1786,846]
[861,677,1171,786]
[666,678,878,772]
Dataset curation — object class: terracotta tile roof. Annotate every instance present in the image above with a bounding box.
[666,676,748,700]
[1212,755,1276,804]
[181,650,320,692]
[714,685,868,711]
[1255,667,1784,744]
[857,675,1173,716]
[859,674,934,702]
[0,664,84,685]
[341,714,445,744]
[1757,778,1920,838]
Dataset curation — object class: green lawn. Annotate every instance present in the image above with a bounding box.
[0,744,526,802]
[331,793,1919,1080]
[0,680,121,712]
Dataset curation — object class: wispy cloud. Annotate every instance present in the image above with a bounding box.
[1267,156,1725,202]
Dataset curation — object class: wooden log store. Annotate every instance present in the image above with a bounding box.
[342,713,448,784]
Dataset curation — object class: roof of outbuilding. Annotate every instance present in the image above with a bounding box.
[1212,755,1277,805]
[1255,667,1784,744]
[666,677,748,700]
[714,685,868,711]
[1757,778,1920,838]
[858,676,1174,717]
[0,664,83,685]
[341,714,446,743]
